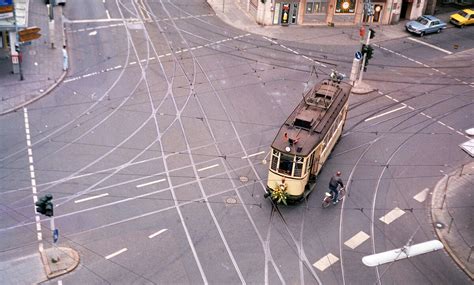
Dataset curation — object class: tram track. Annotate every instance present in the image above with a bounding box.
[338,98,471,284]
[144,1,287,282]
[143,1,326,283]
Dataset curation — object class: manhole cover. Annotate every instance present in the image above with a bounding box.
[239,176,249,183]
[225,197,237,204]
[435,222,445,229]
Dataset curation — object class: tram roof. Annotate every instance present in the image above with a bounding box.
[271,79,352,157]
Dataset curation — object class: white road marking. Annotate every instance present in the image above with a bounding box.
[105,248,127,259]
[365,105,407,122]
[413,188,429,203]
[408,38,453,55]
[148,229,168,239]
[197,163,219,172]
[58,280,62,285]
[24,108,43,249]
[88,31,98,36]
[241,151,265,159]
[74,193,109,204]
[106,10,111,19]
[379,207,405,224]
[136,178,166,188]
[313,253,339,271]
[344,231,370,249]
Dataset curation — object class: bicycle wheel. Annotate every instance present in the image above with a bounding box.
[322,197,331,208]
[338,188,346,200]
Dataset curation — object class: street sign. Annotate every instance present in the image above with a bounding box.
[0,5,13,13]
[19,27,42,43]
[53,229,59,243]
[0,0,14,6]
[355,51,362,60]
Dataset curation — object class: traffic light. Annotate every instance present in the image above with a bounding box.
[369,28,375,39]
[361,44,374,71]
[35,194,53,217]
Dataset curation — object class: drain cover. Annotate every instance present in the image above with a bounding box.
[225,197,237,204]
[239,176,249,183]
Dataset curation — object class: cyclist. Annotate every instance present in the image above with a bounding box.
[329,171,344,205]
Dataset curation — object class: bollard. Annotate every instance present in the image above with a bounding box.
[441,193,446,210]
[447,217,454,233]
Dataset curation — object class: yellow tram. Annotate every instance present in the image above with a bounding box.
[265,76,352,204]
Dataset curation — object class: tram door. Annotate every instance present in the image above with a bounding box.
[310,146,322,177]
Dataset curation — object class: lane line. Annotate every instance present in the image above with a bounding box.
[241,151,265,159]
[148,229,168,239]
[364,105,407,122]
[23,107,43,252]
[106,10,111,19]
[413,188,429,203]
[379,207,405,224]
[74,193,109,204]
[313,253,339,271]
[344,231,370,249]
[197,163,219,172]
[105,248,127,259]
[408,38,453,55]
[136,178,166,188]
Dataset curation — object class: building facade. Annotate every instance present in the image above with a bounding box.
[0,0,28,74]
[238,0,430,26]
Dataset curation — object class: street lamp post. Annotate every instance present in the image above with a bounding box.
[12,0,24,80]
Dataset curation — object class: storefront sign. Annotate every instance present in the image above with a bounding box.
[335,0,355,13]
[0,0,14,6]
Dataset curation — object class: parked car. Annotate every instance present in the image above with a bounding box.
[450,9,474,28]
[405,15,447,36]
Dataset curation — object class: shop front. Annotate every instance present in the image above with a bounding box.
[272,1,301,25]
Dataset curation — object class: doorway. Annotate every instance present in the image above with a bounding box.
[279,3,299,25]
[400,0,412,19]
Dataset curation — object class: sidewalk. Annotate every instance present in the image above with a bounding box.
[206,0,456,46]
[0,1,66,116]
[431,162,474,280]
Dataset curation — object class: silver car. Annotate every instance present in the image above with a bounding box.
[405,15,447,36]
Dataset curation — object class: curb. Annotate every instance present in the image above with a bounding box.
[40,247,80,279]
[431,171,474,280]
[0,70,67,116]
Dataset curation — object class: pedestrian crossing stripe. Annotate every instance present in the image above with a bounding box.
[379,207,405,225]
[344,231,370,249]
[313,253,339,271]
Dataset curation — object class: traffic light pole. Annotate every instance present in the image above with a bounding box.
[50,216,60,263]
[357,29,371,84]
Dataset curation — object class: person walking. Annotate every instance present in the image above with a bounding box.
[62,45,68,71]
[329,171,344,205]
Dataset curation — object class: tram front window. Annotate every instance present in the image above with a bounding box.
[279,153,294,175]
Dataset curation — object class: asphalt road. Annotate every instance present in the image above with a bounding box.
[0,1,473,284]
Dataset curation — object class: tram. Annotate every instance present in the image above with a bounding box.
[265,74,352,204]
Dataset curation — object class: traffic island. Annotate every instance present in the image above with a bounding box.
[431,162,474,280]
[40,247,80,279]
[351,81,376,95]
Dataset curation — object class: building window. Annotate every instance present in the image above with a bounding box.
[335,0,355,14]
[306,0,328,14]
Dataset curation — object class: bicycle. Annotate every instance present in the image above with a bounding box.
[322,187,345,208]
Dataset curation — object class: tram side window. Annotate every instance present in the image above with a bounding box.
[294,156,304,177]
[271,149,279,171]
[278,153,294,175]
